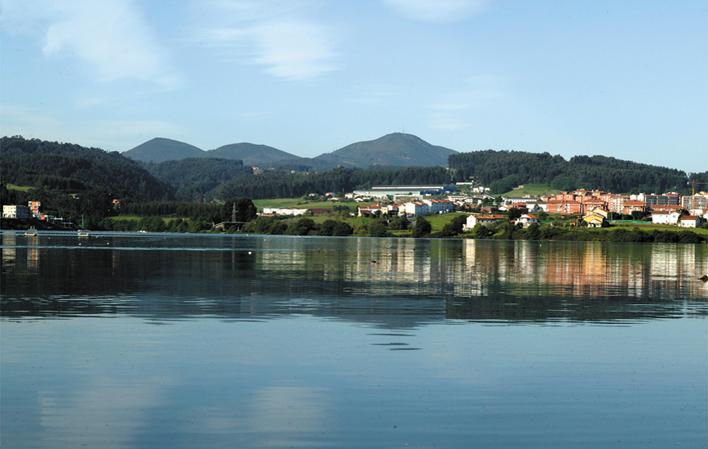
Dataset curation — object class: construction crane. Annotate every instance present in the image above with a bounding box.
[689,179,708,210]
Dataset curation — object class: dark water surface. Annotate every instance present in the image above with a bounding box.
[2,232,707,448]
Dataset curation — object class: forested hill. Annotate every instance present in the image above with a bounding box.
[0,136,173,201]
[124,137,204,163]
[144,158,247,201]
[449,151,691,193]
[314,133,457,168]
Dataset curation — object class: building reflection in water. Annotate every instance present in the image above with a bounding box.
[2,235,707,303]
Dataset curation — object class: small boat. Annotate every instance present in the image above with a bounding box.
[77,215,90,238]
[24,226,38,237]
[138,229,148,233]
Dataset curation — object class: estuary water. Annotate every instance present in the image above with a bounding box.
[1,232,707,449]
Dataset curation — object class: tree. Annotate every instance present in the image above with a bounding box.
[412,217,431,237]
[388,215,410,230]
[286,218,316,235]
[368,221,389,237]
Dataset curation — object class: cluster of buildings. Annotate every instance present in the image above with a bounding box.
[358,199,455,217]
[497,189,708,229]
[1,201,73,227]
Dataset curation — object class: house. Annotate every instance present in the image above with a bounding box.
[27,200,41,216]
[2,205,30,219]
[678,215,700,228]
[583,207,608,228]
[515,214,539,228]
[464,214,506,230]
[651,211,682,225]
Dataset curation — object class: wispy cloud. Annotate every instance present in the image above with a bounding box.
[0,0,180,89]
[383,0,489,23]
[427,75,505,130]
[195,1,338,80]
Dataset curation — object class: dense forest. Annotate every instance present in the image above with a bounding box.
[1,136,172,200]
[216,166,453,199]
[449,150,696,193]
[144,158,247,201]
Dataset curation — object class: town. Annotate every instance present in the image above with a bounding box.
[256,182,708,230]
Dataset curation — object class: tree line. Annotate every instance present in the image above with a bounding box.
[448,150,699,193]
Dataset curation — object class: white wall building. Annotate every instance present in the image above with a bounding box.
[402,202,429,217]
[678,216,699,228]
[261,208,309,217]
[2,205,30,219]
[651,212,681,225]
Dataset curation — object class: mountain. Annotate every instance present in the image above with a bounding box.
[124,137,204,163]
[207,143,302,166]
[314,133,457,168]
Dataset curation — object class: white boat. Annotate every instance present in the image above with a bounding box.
[24,226,38,237]
[77,215,90,238]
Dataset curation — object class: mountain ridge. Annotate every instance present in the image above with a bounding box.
[124,132,457,169]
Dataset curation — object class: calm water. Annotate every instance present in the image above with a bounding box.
[1,232,707,449]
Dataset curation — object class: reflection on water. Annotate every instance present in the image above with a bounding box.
[1,232,707,449]
[2,233,707,323]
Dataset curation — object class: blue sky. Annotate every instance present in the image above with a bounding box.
[1,0,706,171]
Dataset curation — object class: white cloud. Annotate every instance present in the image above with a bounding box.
[383,0,489,23]
[0,0,180,88]
[196,1,338,80]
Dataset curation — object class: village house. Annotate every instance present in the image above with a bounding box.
[583,207,609,227]
[463,214,507,230]
[515,214,539,228]
[651,211,682,225]
[402,201,429,217]
[678,215,700,228]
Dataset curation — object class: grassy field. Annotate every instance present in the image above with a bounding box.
[609,223,708,236]
[253,198,375,209]
[426,212,468,232]
[6,183,33,192]
[503,183,560,197]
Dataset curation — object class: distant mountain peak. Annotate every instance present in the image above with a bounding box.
[314,132,458,168]
[124,137,204,163]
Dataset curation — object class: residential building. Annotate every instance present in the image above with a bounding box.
[678,215,700,228]
[2,205,31,219]
[639,193,680,206]
[583,207,608,228]
[27,200,41,216]
[546,200,583,215]
[651,212,682,225]
[402,201,429,217]
[464,214,506,230]
[515,214,539,228]
[622,200,648,215]
[681,193,708,210]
